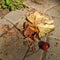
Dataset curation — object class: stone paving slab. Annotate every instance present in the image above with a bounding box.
[0,0,60,60]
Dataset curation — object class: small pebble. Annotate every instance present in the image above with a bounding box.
[55,42,59,47]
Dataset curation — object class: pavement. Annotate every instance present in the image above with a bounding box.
[0,0,60,60]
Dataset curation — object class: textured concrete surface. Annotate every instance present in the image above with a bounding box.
[0,0,60,60]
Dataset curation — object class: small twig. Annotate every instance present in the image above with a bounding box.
[42,51,47,60]
[23,47,30,60]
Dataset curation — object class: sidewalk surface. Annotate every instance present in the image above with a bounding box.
[0,0,60,60]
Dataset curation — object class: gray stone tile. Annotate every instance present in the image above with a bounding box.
[0,0,60,60]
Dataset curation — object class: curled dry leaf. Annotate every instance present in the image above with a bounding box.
[0,23,18,38]
[8,28,18,36]
[0,24,9,33]
[26,11,55,38]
